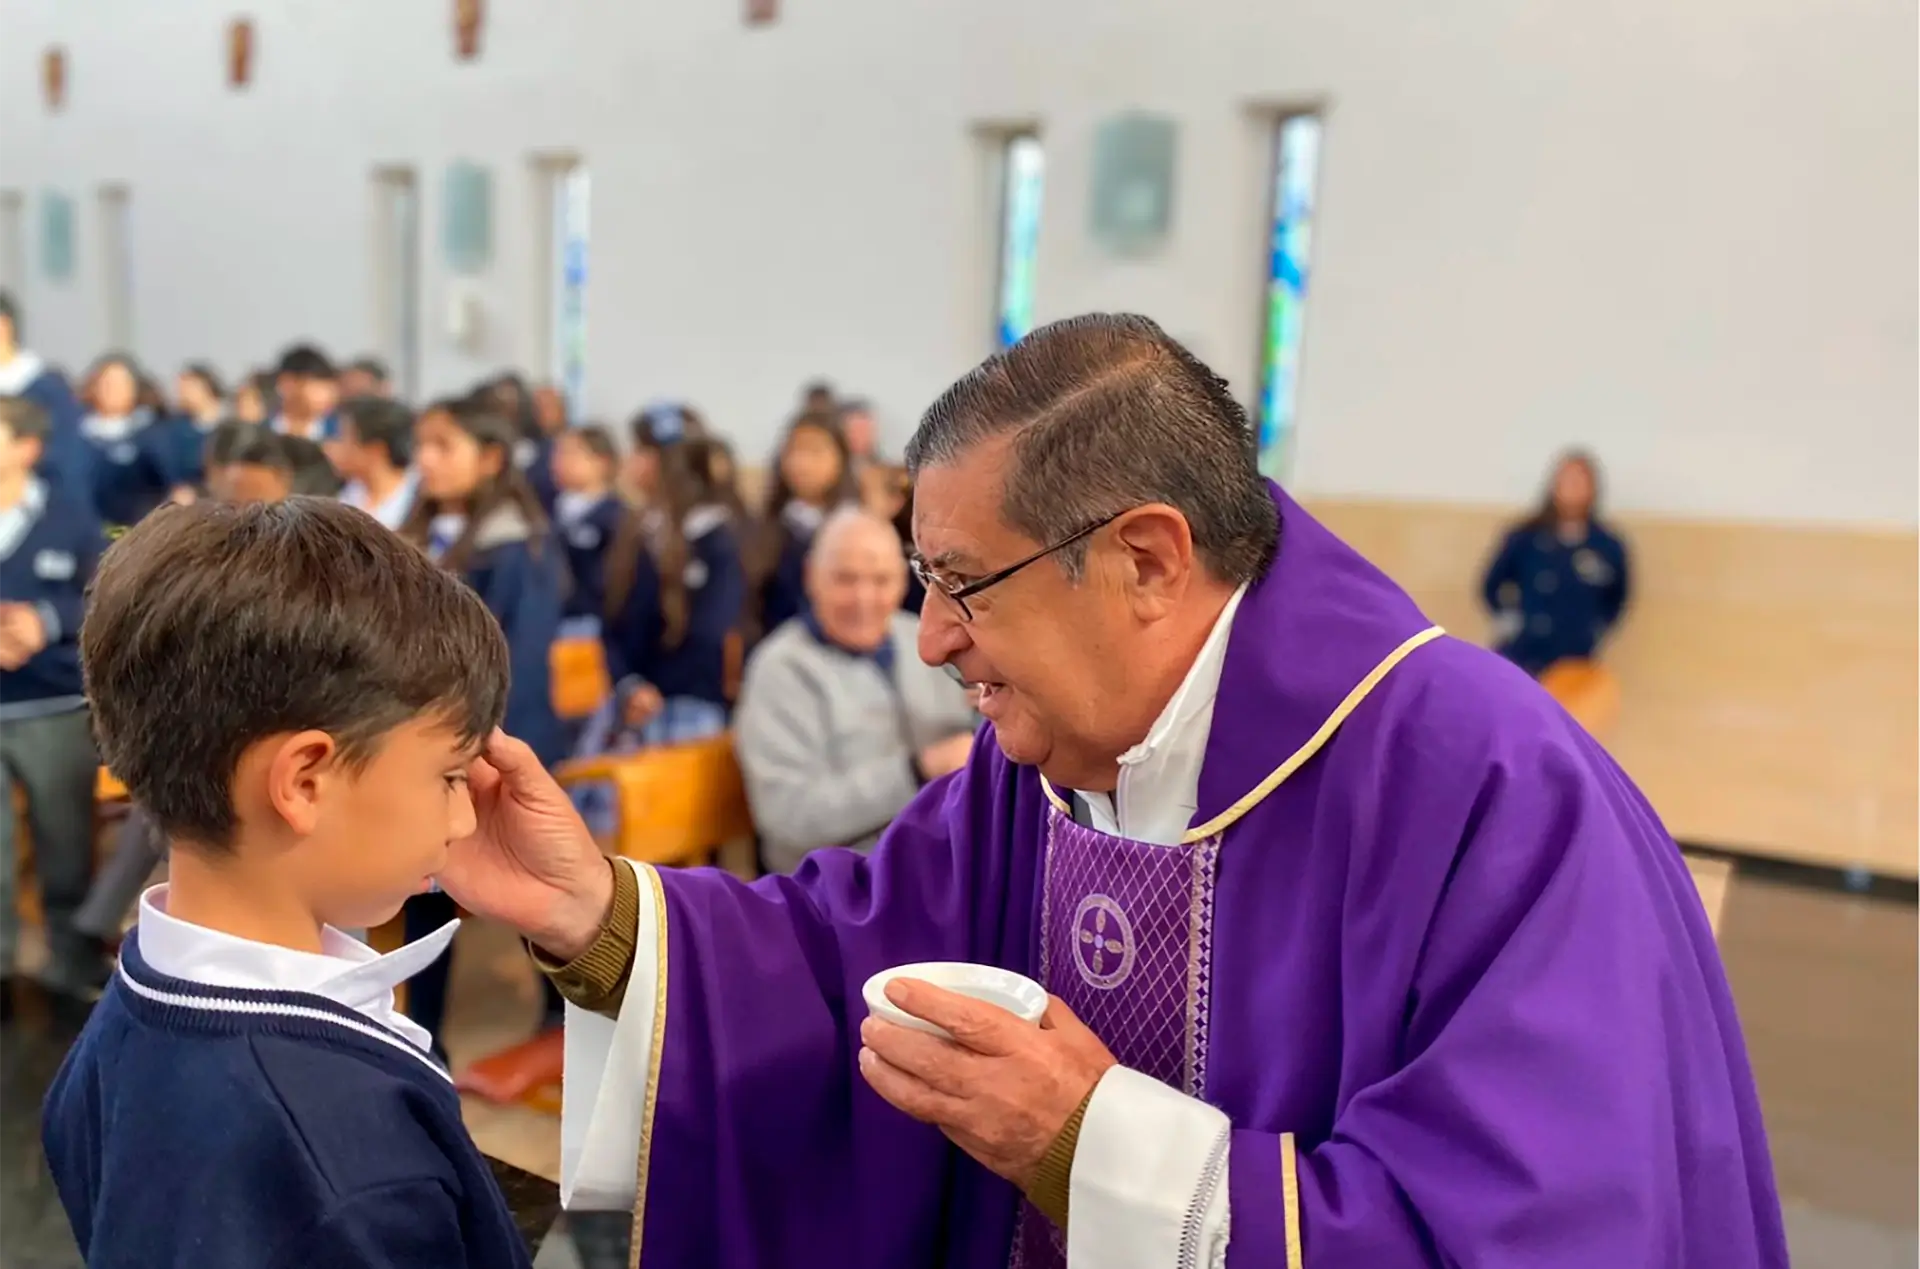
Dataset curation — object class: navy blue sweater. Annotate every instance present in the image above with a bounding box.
[759,531,812,635]
[142,412,221,492]
[458,521,569,770]
[604,512,746,706]
[1481,519,1631,676]
[42,934,533,1269]
[86,413,172,527]
[0,478,105,715]
[555,495,624,622]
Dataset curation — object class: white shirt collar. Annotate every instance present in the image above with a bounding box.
[555,490,609,527]
[0,351,46,396]
[1075,584,1249,846]
[683,503,730,540]
[136,884,458,1054]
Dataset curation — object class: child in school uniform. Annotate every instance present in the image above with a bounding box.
[0,396,110,1006]
[549,424,624,634]
[335,396,420,530]
[601,436,748,748]
[755,408,859,636]
[80,354,170,528]
[42,497,534,1269]
[144,362,228,503]
[400,394,569,1051]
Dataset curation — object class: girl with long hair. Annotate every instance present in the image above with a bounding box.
[549,423,625,631]
[1481,449,1632,677]
[755,408,858,635]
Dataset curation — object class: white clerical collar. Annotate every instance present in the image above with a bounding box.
[136,884,458,1054]
[1074,584,1248,846]
[0,351,46,396]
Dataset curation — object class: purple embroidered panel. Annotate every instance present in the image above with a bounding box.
[1013,805,1222,1269]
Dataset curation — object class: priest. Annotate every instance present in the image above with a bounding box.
[0,291,93,507]
[441,314,1787,1269]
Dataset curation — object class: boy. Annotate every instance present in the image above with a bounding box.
[0,395,110,1006]
[336,396,420,528]
[43,497,534,1269]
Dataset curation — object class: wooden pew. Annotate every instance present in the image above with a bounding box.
[1540,658,1622,740]
[455,734,755,1108]
[550,636,612,722]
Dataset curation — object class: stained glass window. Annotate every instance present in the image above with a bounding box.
[995,134,1045,350]
[1257,114,1323,480]
[551,166,590,422]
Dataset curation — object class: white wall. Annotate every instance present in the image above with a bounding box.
[1,0,1913,524]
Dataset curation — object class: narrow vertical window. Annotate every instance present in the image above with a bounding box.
[371,168,421,399]
[98,185,134,351]
[0,191,23,296]
[550,164,590,422]
[1257,114,1323,479]
[995,134,1045,350]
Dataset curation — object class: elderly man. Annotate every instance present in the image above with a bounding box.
[442,315,1785,1269]
[736,507,977,874]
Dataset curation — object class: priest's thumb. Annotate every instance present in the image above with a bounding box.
[481,729,542,785]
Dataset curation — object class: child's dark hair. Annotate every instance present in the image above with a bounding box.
[205,421,288,474]
[603,436,737,648]
[282,435,343,497]
[567,424,618,472]
[340,396,414,469]
[0,395,51,443]
[276,344,336,381]
[82,498,509,849]
[180,361,227,404]
[399,394,550,573]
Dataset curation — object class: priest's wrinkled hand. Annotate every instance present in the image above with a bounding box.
[859,983,1117,1188]
[434,728,615,961]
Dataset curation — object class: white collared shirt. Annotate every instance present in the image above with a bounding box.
[0,350,47,396]
[1074,585,1248,846]
[1062,585,1248,1269]
[136,885,458,1055]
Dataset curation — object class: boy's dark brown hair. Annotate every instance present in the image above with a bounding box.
[83,497,510,849]
[0,395,51,444]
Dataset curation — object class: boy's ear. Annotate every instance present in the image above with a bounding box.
[259,730,341,836]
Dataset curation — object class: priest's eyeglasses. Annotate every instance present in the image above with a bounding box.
[910,509,1127,622]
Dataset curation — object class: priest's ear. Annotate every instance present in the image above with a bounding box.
[1108,504,1196,619]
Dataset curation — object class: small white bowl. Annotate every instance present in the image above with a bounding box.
[862,962,1047,1039]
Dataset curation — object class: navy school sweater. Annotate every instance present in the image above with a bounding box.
[447,505,570,769]
[142,412,222,492]
[42,933,534,1269]
[85,412,172,527]
[1481,519,1631,677]
[603,506,746,707]
[554,493,624,623]
[0,477,105,719]
[759,530,812,635]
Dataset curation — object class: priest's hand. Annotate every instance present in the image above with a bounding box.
[435,729,615,962]
[859,984,1117,1188]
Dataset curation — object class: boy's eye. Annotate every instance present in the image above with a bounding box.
[443,773,469,790]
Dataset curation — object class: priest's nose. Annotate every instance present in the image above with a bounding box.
[917,591,972,670]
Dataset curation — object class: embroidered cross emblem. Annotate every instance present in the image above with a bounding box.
[1070,893,1135,990]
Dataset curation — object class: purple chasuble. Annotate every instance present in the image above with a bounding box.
[629,484,1786,1269]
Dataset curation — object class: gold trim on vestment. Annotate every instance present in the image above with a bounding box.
[627,862,670,1269]
[1281,1131,1303,1269]
[1038,625,1446,841]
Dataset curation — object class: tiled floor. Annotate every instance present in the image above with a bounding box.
[2,865,1914,1267]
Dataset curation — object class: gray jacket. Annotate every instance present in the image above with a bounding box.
[736,613,978,873]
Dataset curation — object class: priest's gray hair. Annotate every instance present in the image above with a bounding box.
[904,313,1279,583]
